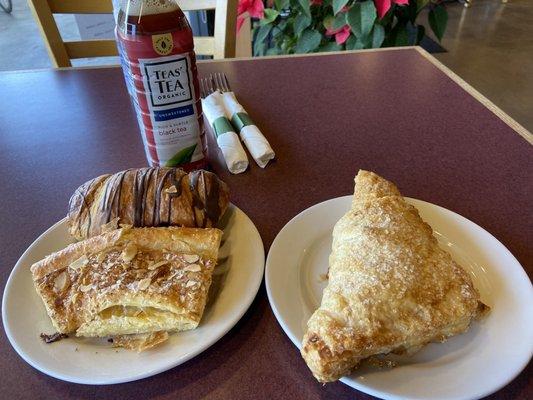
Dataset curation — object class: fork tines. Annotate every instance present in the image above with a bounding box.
[211,72,231,93]
[199,77,215,98]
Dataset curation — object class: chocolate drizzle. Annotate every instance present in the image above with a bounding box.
[68,177,96,239]
[153,169,174,226]
[40,332,68,344]
[98,169,127,227]
[166,169,187,225]
[188,170,222,228]
[69,167,227,238]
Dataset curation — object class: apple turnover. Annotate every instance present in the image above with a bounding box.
[301,170,488,382]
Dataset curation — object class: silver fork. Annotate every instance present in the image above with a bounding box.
[211,72,231,93]
[199,76,215,98]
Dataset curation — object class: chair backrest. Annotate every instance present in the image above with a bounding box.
[28,0,238,68]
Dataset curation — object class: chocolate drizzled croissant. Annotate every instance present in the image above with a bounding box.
[67,168,230,240]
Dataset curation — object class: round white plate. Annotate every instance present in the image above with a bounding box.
[2,204,264,385]
[266,196,533,400]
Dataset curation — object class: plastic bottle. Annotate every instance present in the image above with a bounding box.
[116,0,206,169]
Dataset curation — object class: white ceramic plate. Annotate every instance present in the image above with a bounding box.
[266,196,533,400]
[2,204,264,385]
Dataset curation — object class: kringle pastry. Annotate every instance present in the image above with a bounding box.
[31,227,222,340]
[68,168,230,241]
[301,170,488,382]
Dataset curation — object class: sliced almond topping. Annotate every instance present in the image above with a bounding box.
[184,264,201,272]
[183,254,200,263]
[166,271,178,281]
[69,255,89,271]
[71,292,79,303]
[53,271,68,292]
[80,284,93,293]
[137,278,151,291]
[148,260,169,270]
[121,243,138,263]
[165,185,178,194]
[185,280,196,288]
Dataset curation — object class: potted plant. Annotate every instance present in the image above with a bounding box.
[238,0,448,56]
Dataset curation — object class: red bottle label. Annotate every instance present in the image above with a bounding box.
[117,29,205,169]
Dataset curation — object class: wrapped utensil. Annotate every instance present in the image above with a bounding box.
[200,82,248,174]
[213,73,275,168]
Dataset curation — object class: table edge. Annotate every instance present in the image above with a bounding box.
[413,47,533,145]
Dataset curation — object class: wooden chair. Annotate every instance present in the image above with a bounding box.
[28,0,238,68]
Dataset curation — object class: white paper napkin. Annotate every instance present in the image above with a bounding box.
[201,91,248,174]
[220,91,275,168]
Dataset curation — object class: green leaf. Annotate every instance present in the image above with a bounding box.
[294,29,322,53]
[280,37,292,53]
[416,0,430,12]
[318,42,343,52]
[323,15,334,30]
[295,14,312,37]
[260,9,280,26]
[277,19,288,32]
[332,12,347,30]
[266,47,282,56]
[323,13,346,31]
[274,0,290,10]
[255,23,272,44]
[346,34,365,50]
[272,25,284,38]
[394,25,409,46]
[254,24,272,56]
[406,0,419,24]
[332,0,349,15]
[371,24,385,48]
[346,1,377,38]
[297,0,311,18]
[164,144,197,167]
[416,24,425,44]
[428,5,448,42]
[379,7,394,26]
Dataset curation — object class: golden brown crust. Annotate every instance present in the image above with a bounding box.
[67,168,230,240]
[31,227,222,336]
[301,170,488,382]
[112,331,169,352]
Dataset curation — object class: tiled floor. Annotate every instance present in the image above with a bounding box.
[0,0,532,132]
[431,0,533,135]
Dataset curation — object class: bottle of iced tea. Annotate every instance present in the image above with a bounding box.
[116,0,206,169]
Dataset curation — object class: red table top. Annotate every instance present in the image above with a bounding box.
[0,47,531,399]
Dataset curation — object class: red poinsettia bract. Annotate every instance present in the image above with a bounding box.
[374,0,409,19]
[237,0,265,32]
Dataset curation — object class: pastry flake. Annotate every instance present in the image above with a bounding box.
[301,170,488,382]
[112,331,170,352]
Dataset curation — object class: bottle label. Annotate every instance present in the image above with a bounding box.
[139,52,203,166]
[152,33,173,55]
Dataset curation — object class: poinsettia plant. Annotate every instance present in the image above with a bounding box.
[240,0,448,56]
